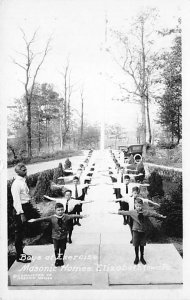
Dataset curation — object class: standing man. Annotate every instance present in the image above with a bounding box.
[11,163,32,263]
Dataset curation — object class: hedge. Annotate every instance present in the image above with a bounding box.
[159,179,182,237]
[145,163,182,183]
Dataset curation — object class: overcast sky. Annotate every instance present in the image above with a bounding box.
[0,0,181,131]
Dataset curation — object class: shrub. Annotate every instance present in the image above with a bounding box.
[34,172,52,203]
[64,158,72,169]
[26,172,41,188]
[147,145,156,156]
[53,162,64,184]
[147,171,164,198]
[159,179,182,237]
[157,141,176,149]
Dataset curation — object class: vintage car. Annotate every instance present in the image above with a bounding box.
[123,144,144,163]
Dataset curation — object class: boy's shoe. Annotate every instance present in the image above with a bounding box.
[123,220,127,225]
[55,259,61,267]
[140,257,147,265]
[59,260,64,266]
[16,253,32,263]
[134,257,139,265]
[130,240,133,244]
[75,222,81,226]
[67,238,72,243]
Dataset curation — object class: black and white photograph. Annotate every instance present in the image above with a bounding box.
[0,0,188,299]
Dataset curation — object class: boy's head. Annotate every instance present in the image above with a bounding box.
[124,175,130,185]
[73,176,79,185]
[15,163,27,177]
[134,198,143,212]
[132,186,140,198]
[63,189,72,200]
[55,202,64,216]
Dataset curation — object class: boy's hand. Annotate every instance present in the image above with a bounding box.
[82,214,89,218]
[108,211,117,214]
[161,215,167,218]
[28,219,36,223]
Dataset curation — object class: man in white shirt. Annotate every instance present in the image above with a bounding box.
[11,163,32,263]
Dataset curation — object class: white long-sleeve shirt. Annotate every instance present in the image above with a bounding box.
[11,175,31,214]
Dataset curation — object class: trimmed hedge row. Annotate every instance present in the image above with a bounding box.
[146,163,182,183]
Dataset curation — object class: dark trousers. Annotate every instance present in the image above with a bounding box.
[14,203,30,258]
[53,238,67,259]
[74,193,85,224]
[15,214,26,258]
[67,218,74,240]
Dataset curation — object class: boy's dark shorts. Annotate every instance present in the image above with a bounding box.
[132,230,146,246]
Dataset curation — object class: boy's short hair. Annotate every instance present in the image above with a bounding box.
[73,176,79,181]
[63,189,72,196]
[55,202,64,209]
[124,175,130,180]
[132,186,140,193]
[134,198,143,205]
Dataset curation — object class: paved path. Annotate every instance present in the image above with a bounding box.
[7,152,87,180]
[8,150,182,288]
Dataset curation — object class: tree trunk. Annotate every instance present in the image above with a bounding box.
[60,116,63,150]
[38,110,41,154]
[146,94,152,144]
[26,98,32,158]
[141,20,147,156]
[141,97,147,155]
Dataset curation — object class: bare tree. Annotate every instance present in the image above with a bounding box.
[12,28,51,158]
[111,8,158,154]
[59,61,73,149]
